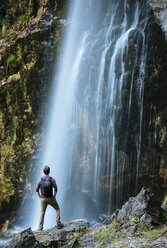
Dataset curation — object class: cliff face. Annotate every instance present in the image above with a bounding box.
[0,0,66,215]
[138,0,167,196]
[0,0,167,218]
[147,0,167,40]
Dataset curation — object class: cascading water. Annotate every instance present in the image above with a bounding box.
[25,0,152,229]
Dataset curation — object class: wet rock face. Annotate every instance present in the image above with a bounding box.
[0,0,65,215]
[147,0,167,40]
[100,3,167,212]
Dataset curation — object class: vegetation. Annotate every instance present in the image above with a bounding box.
[162,195,167,206]
[7,54,16,67]
[92,226,116,244]
[0,0,64,215]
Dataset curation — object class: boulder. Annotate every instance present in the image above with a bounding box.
[113,187,164,231]
[4,228,42,248]
[34,219,90,247]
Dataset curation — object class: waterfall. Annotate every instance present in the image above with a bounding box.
[27,0,151,229]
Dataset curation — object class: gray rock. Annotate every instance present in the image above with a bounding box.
[139,213,152,228]
[63,238,77,248]
[116,187,152,224]
[34,219,90,247]
[113,187,163,231]
[102,210,119,225]
[4,228,42,248]
[147,0,167,40]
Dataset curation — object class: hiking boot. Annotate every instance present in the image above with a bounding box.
[57,223,64,229]
[37,227,43,231]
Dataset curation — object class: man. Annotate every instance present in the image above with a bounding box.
[36,165,64,230]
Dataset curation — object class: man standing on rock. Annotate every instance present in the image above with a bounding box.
[36,165,64,230]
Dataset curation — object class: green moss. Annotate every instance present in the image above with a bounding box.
[18,13,29,25]
[133,216,140,228]
[16,57,22,63]
[11,23,17,30]
[41,244,55,248]
[6,136,14,148]
[0,111,4,118]
[6,54,17,74]
[8,105,13,113]
[30,40,38,46]
[148,229,161,239]
[7,54,16,67]
[29,2,34,8]
[6,54,22,74]
[24,45,29,54]
[92,227,116,243]
[2,18,7,25]
[134,217,140,224]
[142,226,151,231]
[0,175,15,207]
[109,237,124,245]
[12,116,17,129]
[42,243,50,247]
[6,92,11,105]
[162,195,167,207]
[23,80,29,102]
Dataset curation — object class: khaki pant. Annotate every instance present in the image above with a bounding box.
[39,197,60,229]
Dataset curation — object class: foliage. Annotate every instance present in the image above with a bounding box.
[2,18,7,25]
[6,91,11,105]
[24,45,29,54]
[6,54,22,74]
[133,216,140,228]
[162,195,167,207]
[6,136,13,148]
[0,110,4,118]
[12,115,17,129]
[30,40,37,46]
[113,219,118,227]
[7,54,16,68]
[18,13,29,25]
[0,176,15,208]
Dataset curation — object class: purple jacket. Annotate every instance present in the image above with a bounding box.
[36,175,58,198]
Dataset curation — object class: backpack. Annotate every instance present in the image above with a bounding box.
[40,177,53,197]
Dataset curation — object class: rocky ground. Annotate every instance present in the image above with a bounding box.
[1,188,167,248]
[2,220,167,248]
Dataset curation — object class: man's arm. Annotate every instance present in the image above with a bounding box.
[54,189,57,198]
[37,191,41,198]
[36,178,41,198]
[51,177,58,198]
